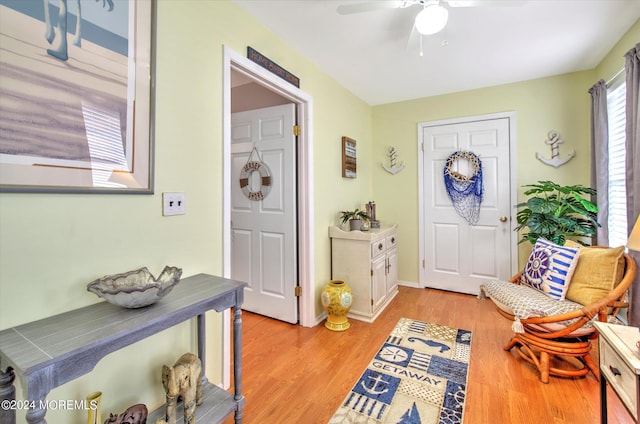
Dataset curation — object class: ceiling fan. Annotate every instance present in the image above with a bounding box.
[337,0,524,36]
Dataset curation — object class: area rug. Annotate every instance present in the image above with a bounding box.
[328,318,472,424]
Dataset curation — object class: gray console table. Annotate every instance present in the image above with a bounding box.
[0,273,246,424]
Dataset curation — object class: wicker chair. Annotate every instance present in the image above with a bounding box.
[480,247,637,384]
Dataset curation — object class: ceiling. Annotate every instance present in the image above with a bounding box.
[233,0,640,105]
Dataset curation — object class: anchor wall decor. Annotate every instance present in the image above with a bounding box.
[536,131,575,168]
[382,147,406,175]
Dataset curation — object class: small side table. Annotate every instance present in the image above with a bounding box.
[594,321,640,424]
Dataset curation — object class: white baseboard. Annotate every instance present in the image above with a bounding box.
[398,280,419,288]
[313,311,327,327]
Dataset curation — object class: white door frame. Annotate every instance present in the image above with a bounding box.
[221,46,315,387]
[417,111,518,288]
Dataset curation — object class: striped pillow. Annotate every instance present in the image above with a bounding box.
[521,238,580,301]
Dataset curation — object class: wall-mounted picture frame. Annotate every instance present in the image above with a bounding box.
[342,136,357,178]
[0,0,156,194]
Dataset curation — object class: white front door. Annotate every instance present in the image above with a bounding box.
[231,104,298,323]
[419,114,516,295]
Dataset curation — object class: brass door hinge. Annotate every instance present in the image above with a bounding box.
[371,269,374,276]
[295,286,302,297]
[371,299,374,306]
[293,125,301,136]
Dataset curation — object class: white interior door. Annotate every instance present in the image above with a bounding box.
[420,115,515,295]
[231,104,297,323]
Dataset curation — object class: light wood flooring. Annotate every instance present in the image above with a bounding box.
[224,285,634,423]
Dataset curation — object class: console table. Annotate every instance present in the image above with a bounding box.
[0,273,246,424]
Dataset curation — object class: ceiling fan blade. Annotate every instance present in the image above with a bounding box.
[336,1,406,15]
[446,0,526,7]
[404,21,418,51]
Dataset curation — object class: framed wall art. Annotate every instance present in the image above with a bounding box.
[0,0,156,193]
[342,136,356,178]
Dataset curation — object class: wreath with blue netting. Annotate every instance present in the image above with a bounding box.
[443,151,484,225]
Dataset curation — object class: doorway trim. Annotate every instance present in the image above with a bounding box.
[417,111,518,288]
[221,46,315,384]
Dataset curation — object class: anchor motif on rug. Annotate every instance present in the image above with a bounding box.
[360,373,391,395]
[535,131,575,168]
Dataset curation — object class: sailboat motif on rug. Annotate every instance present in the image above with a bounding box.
[329,318,472,424]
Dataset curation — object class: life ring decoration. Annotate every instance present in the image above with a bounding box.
[239,160,271,201]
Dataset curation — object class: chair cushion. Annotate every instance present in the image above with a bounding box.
[480,279,594,336]
[521,238,580,301]
[563,240,625,306]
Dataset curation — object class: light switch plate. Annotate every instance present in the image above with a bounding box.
[163,192,186,216]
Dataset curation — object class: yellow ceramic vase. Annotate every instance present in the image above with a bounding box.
[321,280,353,331]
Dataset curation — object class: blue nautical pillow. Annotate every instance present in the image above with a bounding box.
[521,238,580,301]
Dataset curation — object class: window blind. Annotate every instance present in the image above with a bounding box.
[606,78,627,247]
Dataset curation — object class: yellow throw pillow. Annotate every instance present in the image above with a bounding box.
[564,240,625,305]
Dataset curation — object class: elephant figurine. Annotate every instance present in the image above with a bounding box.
[104,403,147,424]
[161,353,203,424]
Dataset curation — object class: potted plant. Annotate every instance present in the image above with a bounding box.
[340,208,370,231]
[515,180,599,245]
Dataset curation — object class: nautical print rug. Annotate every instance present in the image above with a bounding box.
[329,318,472,424]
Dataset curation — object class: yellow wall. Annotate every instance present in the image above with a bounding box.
[596,19,639,81]
[0,1,371,422]
[372,71,596,277]
[0,2,636,422]
[372,19,639,278]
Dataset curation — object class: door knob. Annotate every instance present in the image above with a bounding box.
[499,216,508,222]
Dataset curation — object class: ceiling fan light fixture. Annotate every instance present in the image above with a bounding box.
[415,4,449,35]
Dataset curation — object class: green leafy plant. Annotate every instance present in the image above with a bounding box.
[340,208,370,225]
[515,180,599,245]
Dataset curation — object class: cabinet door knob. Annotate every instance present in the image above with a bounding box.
[609,365,622,377]
[499,216,508,222]
[378,243,383,250]
[390,237,395,244]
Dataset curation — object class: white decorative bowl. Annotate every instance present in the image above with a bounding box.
[87,266,182,308]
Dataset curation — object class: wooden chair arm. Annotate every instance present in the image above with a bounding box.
[509,271,523,284]
[517,253,637,339]
[608,301,629,308]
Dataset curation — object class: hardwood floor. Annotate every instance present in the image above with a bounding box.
[224,286,634,423]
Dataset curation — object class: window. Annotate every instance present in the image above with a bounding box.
[606,77,627,247]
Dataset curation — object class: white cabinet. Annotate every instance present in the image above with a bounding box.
[329,223,398,322]
[594,322,640,423]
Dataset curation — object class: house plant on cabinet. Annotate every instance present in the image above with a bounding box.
[514,180,599,245]
[340,208,370,231]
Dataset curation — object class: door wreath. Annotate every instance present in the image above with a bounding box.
[239,147,271,201]
[443,150,484,225]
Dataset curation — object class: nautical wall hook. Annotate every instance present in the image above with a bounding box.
[382,147,406,175]
[536,131,575,168]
